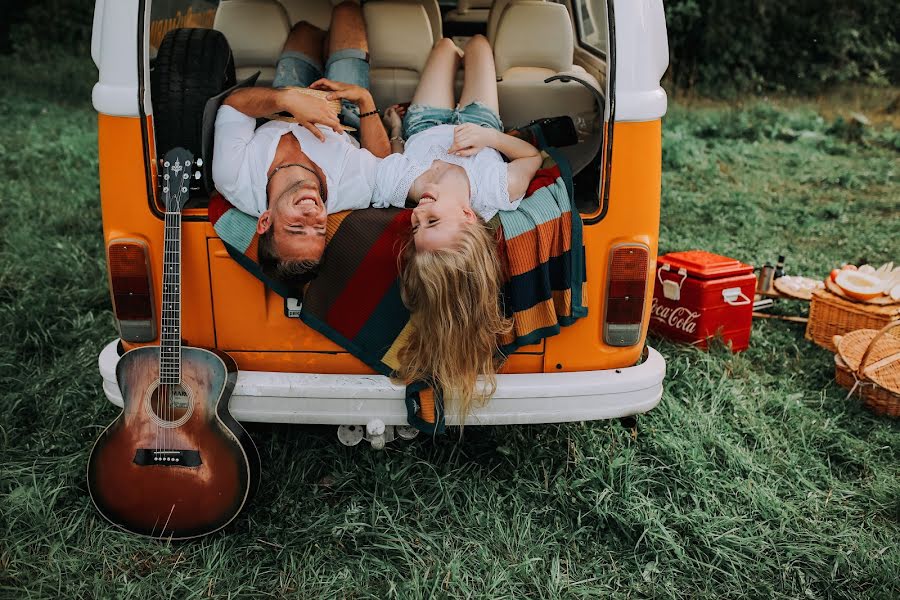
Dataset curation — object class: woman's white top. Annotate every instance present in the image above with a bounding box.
[372,124,523,220]
[213,105,380,216]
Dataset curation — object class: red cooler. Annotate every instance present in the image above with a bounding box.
[650,250,756,352]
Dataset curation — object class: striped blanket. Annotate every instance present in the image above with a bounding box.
[209,151,586,433]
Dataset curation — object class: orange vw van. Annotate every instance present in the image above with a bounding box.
[92,0,668,447]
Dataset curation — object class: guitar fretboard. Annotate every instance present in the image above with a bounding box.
[160,210,182,384]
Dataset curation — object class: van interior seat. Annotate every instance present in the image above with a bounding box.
[277,0,345,30]
[485,0,591,74]
[214,0,290,86]
[487,0,542,44]
[444,0,492,24]
[388,0,443,45]
[364,1,435,109]
[493,0,599,128]
[278,0,440,49]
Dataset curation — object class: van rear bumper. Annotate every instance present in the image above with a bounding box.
[98,340,665,426]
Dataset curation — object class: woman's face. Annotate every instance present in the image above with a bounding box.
[409,163,476,251]
[410,181,476,252]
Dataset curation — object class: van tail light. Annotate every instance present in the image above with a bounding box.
[604,244,650,347]
[107,239,156,342]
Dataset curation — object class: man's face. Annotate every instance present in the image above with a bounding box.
[410,184,476,252]
[258,171,327,262]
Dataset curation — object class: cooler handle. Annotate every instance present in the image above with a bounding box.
[657,264,688,301]
[722,287,751,306]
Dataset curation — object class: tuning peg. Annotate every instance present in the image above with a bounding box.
[194,172,201,180]
[195,157,203,167]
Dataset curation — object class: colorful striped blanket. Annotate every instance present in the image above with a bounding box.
[209,151,586,433]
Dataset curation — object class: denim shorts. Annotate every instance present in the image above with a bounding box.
[272,49,369,130]
[402,101,503,140]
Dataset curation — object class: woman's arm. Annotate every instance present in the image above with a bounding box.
[506,154,543,202]
[383,105,405,155]
[491,132,543,200]
[223,87,343,141]
[449,124,542,202]
[448,124,540,161]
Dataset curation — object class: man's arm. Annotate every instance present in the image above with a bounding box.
[355,94,391,158]
[310,79,391,158]
[223,87,343,141]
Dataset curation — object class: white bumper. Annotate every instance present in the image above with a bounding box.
[98,340,665,426]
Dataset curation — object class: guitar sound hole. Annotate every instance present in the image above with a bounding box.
[149,383,193,424]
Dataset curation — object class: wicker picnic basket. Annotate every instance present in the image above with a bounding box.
[832,321,900,417]
[806,288,899,352]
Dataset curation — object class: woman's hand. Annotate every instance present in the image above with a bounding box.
[309,78,373,107]
[448,123,498,157]
[278,88,343,142]
[383,104,406,136]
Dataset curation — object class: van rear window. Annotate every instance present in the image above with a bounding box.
[150,0,218,52]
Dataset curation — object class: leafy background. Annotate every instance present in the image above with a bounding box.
[3,0,899,95]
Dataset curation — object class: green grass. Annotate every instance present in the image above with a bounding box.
[1,51,899,599]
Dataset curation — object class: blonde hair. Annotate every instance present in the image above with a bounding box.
[397,220,513,423]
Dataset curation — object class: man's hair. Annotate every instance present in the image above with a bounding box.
[395,218,512,424]
[257,227,321,287]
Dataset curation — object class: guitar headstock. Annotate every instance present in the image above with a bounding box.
[159,148,202,213]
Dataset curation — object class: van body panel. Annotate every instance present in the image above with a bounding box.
[99,119,662,376]
[543,119,661,371]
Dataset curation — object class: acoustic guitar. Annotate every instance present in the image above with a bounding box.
[87,148,260,539]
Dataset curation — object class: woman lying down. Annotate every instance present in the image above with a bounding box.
[370,35,543,421]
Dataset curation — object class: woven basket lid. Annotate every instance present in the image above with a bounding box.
[836,324,900,394]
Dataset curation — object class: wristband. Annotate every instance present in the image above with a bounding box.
[359,109,380,119]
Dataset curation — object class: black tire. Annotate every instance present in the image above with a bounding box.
[151,28,235,174]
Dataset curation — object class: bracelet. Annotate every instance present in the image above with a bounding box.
[390,135,404,143]
[359,108,380,119]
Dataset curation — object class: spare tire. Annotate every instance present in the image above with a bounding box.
[151,28,235,176]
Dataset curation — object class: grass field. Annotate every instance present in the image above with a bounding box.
[1,50,898,599]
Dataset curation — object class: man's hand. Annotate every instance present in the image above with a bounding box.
[310,78,373,108]
[278,88,343,142]
[448,123,497,157]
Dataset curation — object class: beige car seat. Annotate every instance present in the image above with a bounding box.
[493,1,599,127]
[214,0,291,86]
[391,0,443,44]
[364,1,436,109]
[444,0,492,25]
[487,0,538,44]
[277,0,348,29]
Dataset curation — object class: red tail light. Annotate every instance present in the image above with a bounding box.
[604,244,650,346]
[107,239,156,342]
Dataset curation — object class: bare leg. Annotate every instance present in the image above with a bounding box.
[410,38,462,109]
[325,0,368,57]
[458,34,499,114]
[282,21,326,65]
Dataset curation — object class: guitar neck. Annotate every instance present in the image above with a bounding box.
[160,209,182,384]
[157,148,195,385]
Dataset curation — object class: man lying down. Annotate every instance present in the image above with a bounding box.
[212,2,391,286]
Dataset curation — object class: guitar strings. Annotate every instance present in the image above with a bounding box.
[155,157,189,457]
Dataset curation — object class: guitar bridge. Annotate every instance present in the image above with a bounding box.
[133,449,202,467]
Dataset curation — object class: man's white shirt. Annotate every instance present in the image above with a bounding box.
[213,105,380,216]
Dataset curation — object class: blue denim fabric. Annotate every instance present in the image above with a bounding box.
[271,49,369,130]
[402,101,503,140]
